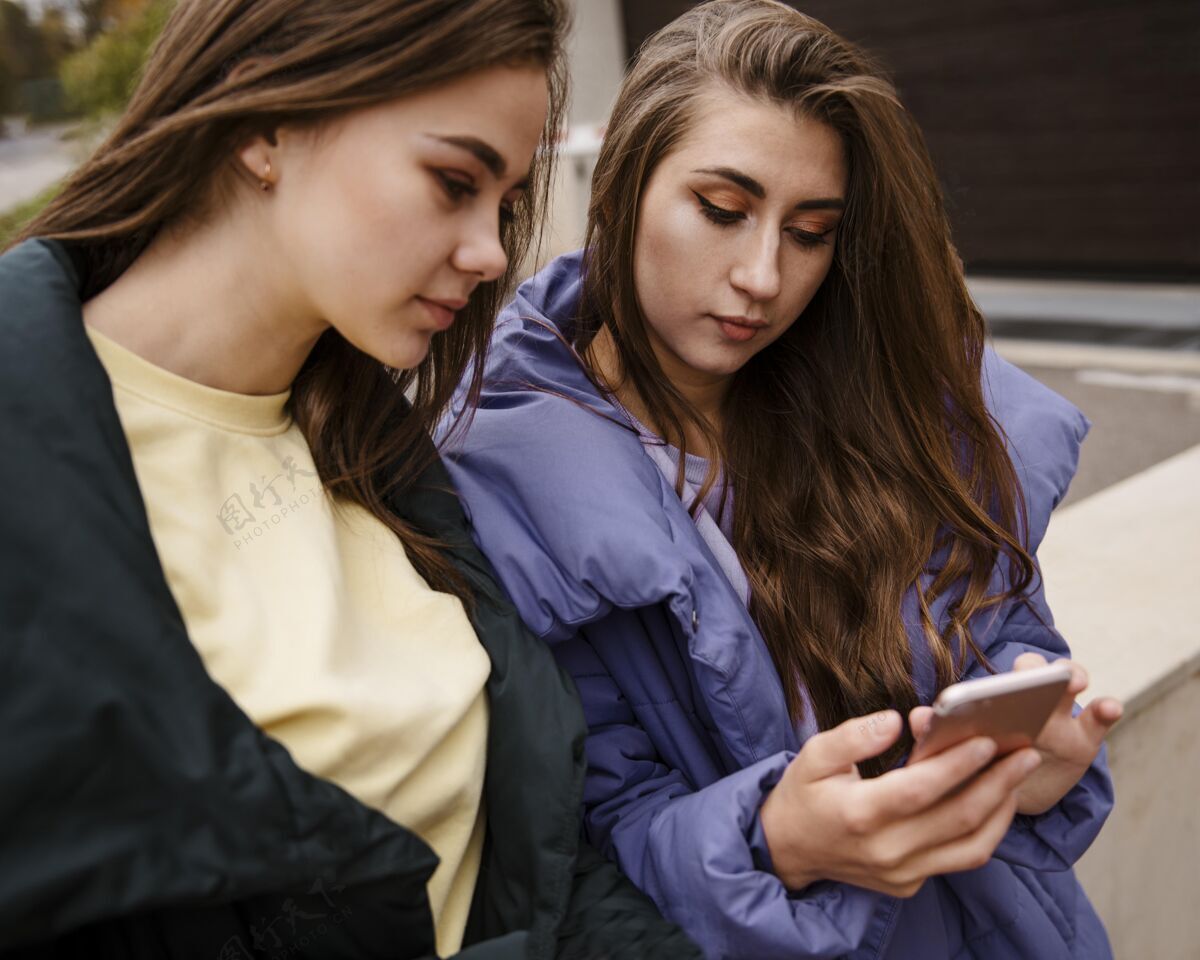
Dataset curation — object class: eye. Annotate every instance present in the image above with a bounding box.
[692,191,744,226]
[499,193,522,226]
[436,170,478,202]
[786,226,833,247]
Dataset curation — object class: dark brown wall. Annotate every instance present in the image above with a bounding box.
[619,0,1200,279]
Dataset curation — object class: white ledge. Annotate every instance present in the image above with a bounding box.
[1038,443,1200,717]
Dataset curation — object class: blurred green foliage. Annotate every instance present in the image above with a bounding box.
[1,0,55,114]
[0,184,59,248]
[60,0,171,117]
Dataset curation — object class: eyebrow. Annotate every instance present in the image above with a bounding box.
[692,166,845,211]
[433,135,507,177]
[431,133,533,191]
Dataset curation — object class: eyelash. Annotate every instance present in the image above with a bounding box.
[438,170,515,224]
[438,170,477,201]
[692,191,831,247]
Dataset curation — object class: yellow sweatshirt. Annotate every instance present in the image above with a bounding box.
[86,325,488,957]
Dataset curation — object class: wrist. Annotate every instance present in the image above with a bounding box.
[1015,757,1085,815]
[760,789,819,891]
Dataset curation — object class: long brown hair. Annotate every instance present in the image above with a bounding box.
[577,0,1034,773]
[19,0,568,601]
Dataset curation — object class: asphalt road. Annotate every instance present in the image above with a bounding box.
[0,122,78,210]
[1013,360,1200,507]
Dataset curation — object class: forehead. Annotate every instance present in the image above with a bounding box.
[665,85,847,197]
[339,65,548,169]
[415,64,548,132]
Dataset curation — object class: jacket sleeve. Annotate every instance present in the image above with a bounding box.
[556,611,896,960]
[966,566,1115,871]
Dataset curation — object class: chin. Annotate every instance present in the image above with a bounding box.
[683,348,751,379]
[392,346,432,372]
[378,333,435,372]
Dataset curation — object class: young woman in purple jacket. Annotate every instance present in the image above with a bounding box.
[438,1,1123,956]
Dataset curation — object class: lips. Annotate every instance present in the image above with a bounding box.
[712,314,768,343]
[416,295,469,331]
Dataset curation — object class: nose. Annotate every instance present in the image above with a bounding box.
[451,210,509,283]
[729,230,782,303]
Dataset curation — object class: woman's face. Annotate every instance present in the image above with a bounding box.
[258,65,548,370]
[631,85,847,388]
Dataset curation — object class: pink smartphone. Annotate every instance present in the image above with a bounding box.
[909,661,1073,763]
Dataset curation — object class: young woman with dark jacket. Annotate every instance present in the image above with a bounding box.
[437,2,1124,957]
[0,2,698,957]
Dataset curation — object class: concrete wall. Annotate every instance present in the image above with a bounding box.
[564,0,624,129]
[1074,672,1200,959]
[537,0,624,264]
[1034,442,1200,959]
[618,0,1200,279]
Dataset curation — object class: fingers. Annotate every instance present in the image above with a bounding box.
[1078,697,1123,742]
[1014,654,1089,706]
[795,710,902,781]
[908,705,934,741]
[1015,653,1090,698]
[1012,652,1047,670]
[861,736,999,824]
[896,786,1019,882]
[1064,661,1089,697]
[887,747,1040,853]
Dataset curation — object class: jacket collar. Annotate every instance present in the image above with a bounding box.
[441,250,1090,766]
[440,252,799,766]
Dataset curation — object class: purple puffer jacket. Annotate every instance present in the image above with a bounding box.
[436,252,1114,959]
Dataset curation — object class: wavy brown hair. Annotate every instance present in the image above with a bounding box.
[18,0,568,601]
[576,0,1034,774]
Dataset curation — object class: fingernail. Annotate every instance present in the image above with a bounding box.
[1020,752,1041,774]
[973,740,997,763]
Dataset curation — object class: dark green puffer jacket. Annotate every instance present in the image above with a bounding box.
[0,239,702,960]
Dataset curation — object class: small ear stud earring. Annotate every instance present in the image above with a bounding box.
[260,160,273,192]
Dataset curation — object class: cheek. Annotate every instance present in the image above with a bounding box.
[322,163,420,273]
[284,160,442,315]
[633,200,715,326]
[642,200,719,276]
[781,248,835,316]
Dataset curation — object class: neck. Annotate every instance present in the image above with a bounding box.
[81,212,327,396]
[589,324,727,457]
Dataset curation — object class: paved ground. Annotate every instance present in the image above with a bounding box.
[0,122,80,210]
[1012,360,1200,507]
[980,275,1200,506]
[969,277,1200,330]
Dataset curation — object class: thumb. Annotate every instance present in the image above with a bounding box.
[794,710,902,781]
[909,705,934,740]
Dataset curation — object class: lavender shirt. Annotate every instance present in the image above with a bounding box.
[614,402,752,608]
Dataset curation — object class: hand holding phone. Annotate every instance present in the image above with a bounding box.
[907,657,1123,816]
[760,709,1041,897]
[909,662,1074,764]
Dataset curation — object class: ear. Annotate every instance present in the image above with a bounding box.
[236,134,278,192]
[226,57,281,191]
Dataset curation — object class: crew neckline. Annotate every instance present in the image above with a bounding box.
[613,397,713,473]
[85,324,292,436]
[611,396,733,534]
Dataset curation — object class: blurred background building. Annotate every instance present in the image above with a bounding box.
[623,0,1199,281]
[2,1,1197,955]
